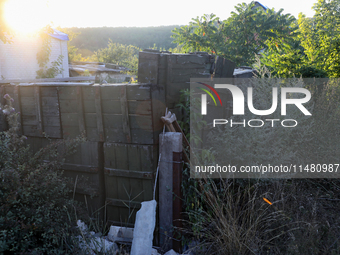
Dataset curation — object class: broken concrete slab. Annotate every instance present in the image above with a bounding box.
[108,226,134,243]
[130,200,157,255]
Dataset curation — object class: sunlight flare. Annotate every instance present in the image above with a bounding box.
[4,0,51,34]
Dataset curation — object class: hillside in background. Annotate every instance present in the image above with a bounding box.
[65,26,180,56]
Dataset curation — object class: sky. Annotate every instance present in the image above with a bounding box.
[3,0,317,33]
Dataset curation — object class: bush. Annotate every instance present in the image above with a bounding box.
[0,94,87,253]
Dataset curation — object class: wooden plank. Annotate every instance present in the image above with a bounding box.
[34,86,43,136]
[128,145,145,202]
[83,100,96,113]
[59,99,78,113]
[120,86,131,143]
[106,198,141,209]
[21,97,35,115]
[103,143,119,209]
[58,87,77,100]
[42,126,61,138]
[99,84,151,100]
[104,128,154,144]
[61,163,99,173]
[106,203,138,226]
[62,126,81,138]
[95,87,104,141]
[175,54,208,66]
[221,58,236,78]
[76,86,86,136]
[80,142,99,166]
[15,82,94,86]
[151,85,166,145]
[102,114,153,130]
[41,97,59,107]
[42,116,61,127]
[214,56,223,78]
[138,51,159,84]
[140,145,157,172]
[126,85,152,100]
[115,145,130,201]
[61,113,79,126]
[82,87,96,100]
[85,127,101,141]
[22,125,41,137]
[41,104,60,116]
[22,115,39,125]
[40,87,58,97]
[23,125,60,138]
[19,86,34,97]
[0,76,96,84]
[101,100,152,115]
[141,145,157,201]
[128,145,140,171]
[104,168,153,179]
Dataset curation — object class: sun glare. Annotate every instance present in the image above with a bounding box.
[4,0,51,35]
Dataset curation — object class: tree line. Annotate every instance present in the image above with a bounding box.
[65,25,179,54]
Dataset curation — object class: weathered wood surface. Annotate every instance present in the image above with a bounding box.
[138,50,235,114]
[104,143,157,225]
[0,83,161,224]
[0,76,96,84]
[13,82,94,86]
[0,84,158,144]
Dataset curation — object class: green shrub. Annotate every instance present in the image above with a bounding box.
[0,94,86,253]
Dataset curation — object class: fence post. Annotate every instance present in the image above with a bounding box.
[158,132,182,251]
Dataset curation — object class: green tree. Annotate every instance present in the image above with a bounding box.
[172,2,296,66]
[94,40,140,73]
[261,0,340,78]
[299,0,340,77]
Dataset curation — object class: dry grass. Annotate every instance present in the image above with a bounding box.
[185,178,340,255]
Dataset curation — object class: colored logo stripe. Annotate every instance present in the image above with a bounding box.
[198,88,217,106]
[197,82,223,106]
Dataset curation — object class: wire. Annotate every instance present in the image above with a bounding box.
[153,108,167,200]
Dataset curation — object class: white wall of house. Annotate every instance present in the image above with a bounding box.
[0,34,69,79]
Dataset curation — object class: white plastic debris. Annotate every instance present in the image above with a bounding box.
[151,248,161,255]
[130,200,157,255]
[76,220,118,254]
[77,220,88,233]
[108,226,134,242]
[101,238,118,253]
[164,249,180,255]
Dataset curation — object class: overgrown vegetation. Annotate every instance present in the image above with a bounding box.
[173,0,340,78]
[36,26,64,79]
[94,40,140,73]
[172,2,296,67]
[176,68,340,254]
[0,94,88,253]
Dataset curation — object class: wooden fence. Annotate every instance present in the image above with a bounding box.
[0,83,164,227]
[0,50,235,233]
